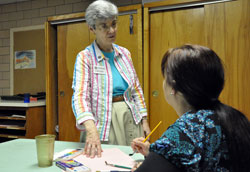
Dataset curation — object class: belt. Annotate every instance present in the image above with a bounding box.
[112,95,124,102]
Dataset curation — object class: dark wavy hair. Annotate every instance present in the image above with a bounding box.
[161,44,250,171]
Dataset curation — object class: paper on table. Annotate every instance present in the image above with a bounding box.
[74,148,136,171]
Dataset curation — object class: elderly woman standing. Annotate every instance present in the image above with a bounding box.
[72,0,150,158]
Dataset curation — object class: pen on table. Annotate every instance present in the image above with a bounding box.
[105,161,132,170]
[129,120,162,156]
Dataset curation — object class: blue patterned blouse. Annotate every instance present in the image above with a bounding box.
[150,110,229,172]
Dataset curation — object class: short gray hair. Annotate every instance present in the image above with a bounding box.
[85,0,118,29]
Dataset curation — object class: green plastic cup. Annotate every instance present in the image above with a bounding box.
[35,134,56,167]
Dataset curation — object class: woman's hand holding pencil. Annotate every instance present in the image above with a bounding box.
[131,121,162,156]
[131,137,151,156]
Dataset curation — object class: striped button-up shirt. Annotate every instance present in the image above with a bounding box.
[72,41,148,141]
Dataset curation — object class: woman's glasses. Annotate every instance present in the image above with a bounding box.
[95,20,118,32]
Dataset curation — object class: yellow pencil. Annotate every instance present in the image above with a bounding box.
[129,121,162,156]
[143,121,162,142]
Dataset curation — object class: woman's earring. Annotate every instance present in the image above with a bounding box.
[170,92,174,95]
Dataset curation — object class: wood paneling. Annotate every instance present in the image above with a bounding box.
[205,0,250,118]
[232,0,250,117]
[57,22,90,141]
[26,107,46,138]
[148,7,206,142]
[48,12,85,22]
[145,0,250,142]
[144,0,205,8]
[116,13,143,84]
[45,22,57,135]
[143,7,150,111]
[224,0,249,117]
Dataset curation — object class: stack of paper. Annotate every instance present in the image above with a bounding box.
[74,148,135,171]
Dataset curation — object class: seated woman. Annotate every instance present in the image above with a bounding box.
[131,44,250,172]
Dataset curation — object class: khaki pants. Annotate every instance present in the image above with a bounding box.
[80,101,143,146]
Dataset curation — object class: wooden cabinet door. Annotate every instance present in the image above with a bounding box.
[148,7,206,142]
[116,12,143,85]
[146,0,250,142]
[204,0,250,115]
[57,22,90,141]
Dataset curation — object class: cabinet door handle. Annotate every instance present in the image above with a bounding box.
[130,14,133,34]
[152,90,159,97]
[59,91,65,97]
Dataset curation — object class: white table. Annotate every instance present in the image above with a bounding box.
[0,138,144,172]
